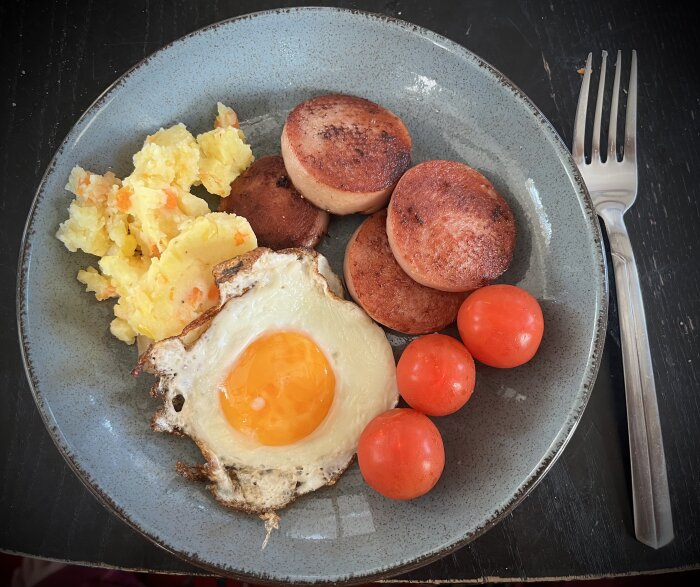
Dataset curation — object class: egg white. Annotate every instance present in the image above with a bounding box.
[143,249,397,512]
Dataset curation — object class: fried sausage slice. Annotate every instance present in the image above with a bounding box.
[386,160,516,292]
[344,209,463,334]
[219,155,329,249]
[281,94,412,215]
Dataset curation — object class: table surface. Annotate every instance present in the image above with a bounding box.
[2,0,699,582]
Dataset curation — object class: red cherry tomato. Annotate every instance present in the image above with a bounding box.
[396,334,476,416]
[457,284,544,368]
[357,408,445,500]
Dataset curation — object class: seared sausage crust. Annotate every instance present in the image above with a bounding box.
[219,156,328,249]
[344,210,463,334]
[386,160,516,292]
[281,94,412,215]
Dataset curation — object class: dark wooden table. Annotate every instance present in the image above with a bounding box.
[2,0,699,582]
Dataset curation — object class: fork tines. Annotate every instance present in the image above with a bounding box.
[573,50,637,165]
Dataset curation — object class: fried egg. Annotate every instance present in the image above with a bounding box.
[139,248,398,513]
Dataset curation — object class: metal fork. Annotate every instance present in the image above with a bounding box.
[573,50,673,549]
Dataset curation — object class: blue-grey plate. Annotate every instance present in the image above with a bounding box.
[17,7,606,584]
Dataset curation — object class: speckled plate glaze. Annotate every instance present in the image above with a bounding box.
[17,7,607,584]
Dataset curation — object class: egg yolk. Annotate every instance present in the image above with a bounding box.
[220,331,335,446]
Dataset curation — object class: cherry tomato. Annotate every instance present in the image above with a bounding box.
[357,408,445,500]
[457,284,544,368]
[396,334,476,416]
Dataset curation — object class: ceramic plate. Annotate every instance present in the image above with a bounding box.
[18,7,607,584]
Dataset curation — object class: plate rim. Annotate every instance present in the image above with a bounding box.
[16,6,608,584]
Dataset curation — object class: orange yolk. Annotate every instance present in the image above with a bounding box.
[219,331,335,446]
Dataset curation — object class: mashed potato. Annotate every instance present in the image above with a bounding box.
[197,126,253,197]
[132,123,201,191]
[107,213,256,343]
[57,104,257,344]
[56,169,129,257]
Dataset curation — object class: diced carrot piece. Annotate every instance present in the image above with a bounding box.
[186,287,202,306]
[207,283,219,300]
[77,173,91,198]
[163,187,178,209]
[234,231,246,246]
[116,187,132,212]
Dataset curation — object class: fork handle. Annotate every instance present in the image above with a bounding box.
[599,204,674,549]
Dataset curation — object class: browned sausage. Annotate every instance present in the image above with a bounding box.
[281,94,412,215]
[219,155,329,249]
[386,160,516,292]
[344,209,464,334]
